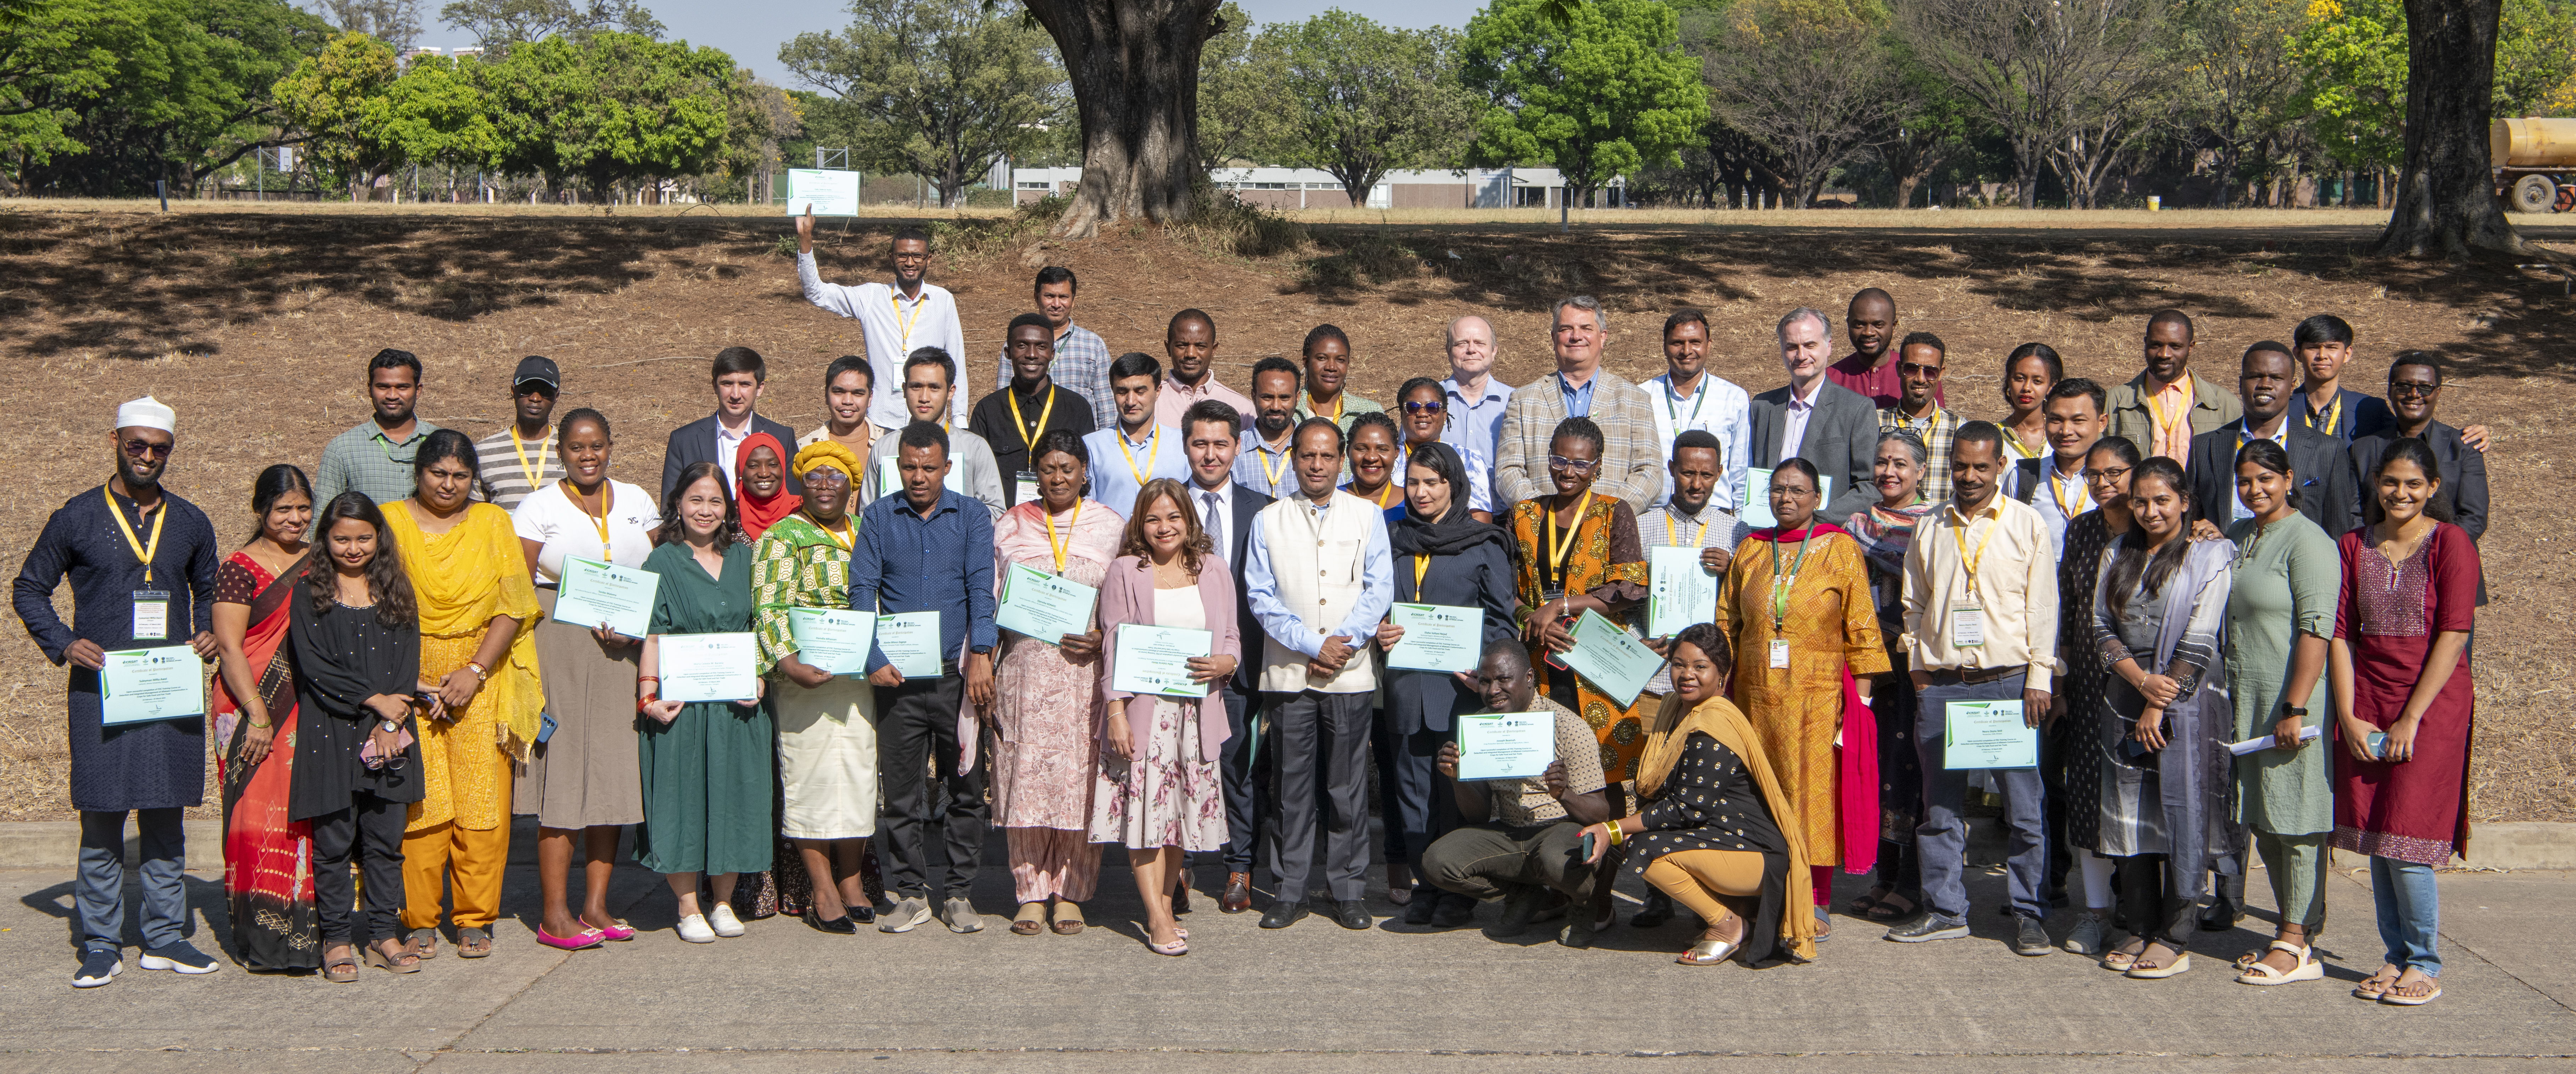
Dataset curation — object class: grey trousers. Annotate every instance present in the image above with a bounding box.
[1261,690,1373,903]
[1915,673,2050,921]
[78,808,187,954]
[1421,820,1597,904]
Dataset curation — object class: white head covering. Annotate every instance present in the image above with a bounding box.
[116,395,176,434]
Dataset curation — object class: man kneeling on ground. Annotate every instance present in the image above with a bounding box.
[1420,637,1613,946]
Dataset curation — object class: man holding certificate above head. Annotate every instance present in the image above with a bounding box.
[796,213,969,432]
[854,422,999,935]
[1420,637,1611,940]
[13,396,222,988]
[1242,417,1393,931]
[1084,352,1192,518]
[859,347,1005,519]
[1893,420,2060,955]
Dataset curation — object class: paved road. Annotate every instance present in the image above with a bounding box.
[0,827,2567,1073]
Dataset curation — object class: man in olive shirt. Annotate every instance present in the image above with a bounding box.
[1420,638,1613,945]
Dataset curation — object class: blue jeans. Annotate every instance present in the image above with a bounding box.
[2371,855,2441,977]
[77,808,188,954]
[1913,673,2049,922]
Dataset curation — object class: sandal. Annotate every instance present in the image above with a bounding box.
[2126,943,2191,979]
[1846,885,1895,917]
[404,928,440,960]
[1171,881,1192,916]
[1865,892,1918,923]
[2235,941,2324,985]
[1678,915,1746,966]
[1050,903,1087,936]
[2381,972,2442,1006]
[323,952,360,984]
[1011,903,1046,937]
[2102,937,2147,972]
[363,941,421,975]
[456,927,493,958]
[2353,964,2401,1001]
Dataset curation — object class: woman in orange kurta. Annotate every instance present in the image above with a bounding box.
[1717,459,1887,934]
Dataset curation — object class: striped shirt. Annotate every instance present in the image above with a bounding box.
[471,424,563,512]
[314,418,441,506]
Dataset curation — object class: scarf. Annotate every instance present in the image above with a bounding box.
[1389,500,1502,559]
[1728,518,1879,876]
[734,432,797,540]
[1742,519,1849,545]
[1845,497,1935,579]
[1635,691,1819,961]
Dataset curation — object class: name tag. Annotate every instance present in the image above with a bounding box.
[1015,470,1040,506]
[1951,604,1986,648]
[877,457,900,499]
[1769,640,1791,669]
[132,591,170,640]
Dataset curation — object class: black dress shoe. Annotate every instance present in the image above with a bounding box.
[1333,900,1373,930]
[1259,901,1308,929]
[1221,872,1253,915]
[1430,893,1477,928]
[2200,895,2240,932]
[802,908,858,935]
[1631,889,1674,928]
[849,903,877,924]
[1403,891,1440,925]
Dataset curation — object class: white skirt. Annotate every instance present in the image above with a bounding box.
[774,675,878,840]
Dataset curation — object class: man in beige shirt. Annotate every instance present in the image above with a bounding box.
[1421,638,1614,946]
[1894,420,2060,955]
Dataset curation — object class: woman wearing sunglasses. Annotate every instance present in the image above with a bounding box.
[288,492,434,982]
[1391,377,1494,523]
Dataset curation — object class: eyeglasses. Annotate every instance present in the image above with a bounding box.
[1898,362,1942,377]
[1400,400,1445,414]
[2387,381,2442,398]
[802,467,849,486]
[1546,456,1598,474]
[2090,466,2132,482]
[121,439,172,460]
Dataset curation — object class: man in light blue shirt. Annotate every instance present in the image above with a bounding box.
[1439,315,1512,482]
[1082,352,1190,518]
[1642,309,1752,512]
[1232,356,1305,500]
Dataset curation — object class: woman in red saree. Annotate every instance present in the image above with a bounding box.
[210,465,319,970]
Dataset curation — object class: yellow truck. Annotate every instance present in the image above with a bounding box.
[2494,118,2576,212]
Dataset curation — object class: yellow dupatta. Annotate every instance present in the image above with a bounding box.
[1635,691,1818,962]
[386,501,546,758]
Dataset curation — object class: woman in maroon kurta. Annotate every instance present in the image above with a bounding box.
[2329,438,2476,1008]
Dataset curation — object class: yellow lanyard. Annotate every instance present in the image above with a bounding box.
[2304,392,2343,436]
[1043,501,1079,573]
[1768,535,1811,630]
[1117,425,1161,485]
[568,482,614,559]
[2147,380,2194,453]
[1006,384,1057,456]
[890,291,922,350]
[101,485,167,584]
[1894,404,1943,435]
[508,425,547,493]
[1308,392,1344,422]
[812,515,854,554]
[1543,491,1593,585]
[1259,439,1291,491]
[2006,429,2044,459]
[1413,553,1431,596]
[1362,482,1396,508]
[1664,510,1704,548]
[1949,508,2000,597]
[2051,461,2090,519]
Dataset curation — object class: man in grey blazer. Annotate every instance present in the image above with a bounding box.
[1493,296,1664,513]
[1750,308,1879,519]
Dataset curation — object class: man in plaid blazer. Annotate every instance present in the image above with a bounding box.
[1493,296,1665,513]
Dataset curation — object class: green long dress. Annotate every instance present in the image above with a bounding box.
[2223,512,2340,836]
[636,539,776,876]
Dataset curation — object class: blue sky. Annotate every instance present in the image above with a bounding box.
[410,1,1489,88]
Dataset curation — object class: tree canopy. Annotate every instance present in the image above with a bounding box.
[1271,9,1476,208]
[1461,0,1709,222]
[781,0,1065,207]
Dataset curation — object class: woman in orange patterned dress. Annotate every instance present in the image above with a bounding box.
[1506,417,1652,787]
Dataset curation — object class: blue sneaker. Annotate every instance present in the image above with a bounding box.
[139,941,218,974]
[72,949,121,989]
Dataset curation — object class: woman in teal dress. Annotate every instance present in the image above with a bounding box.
[2222,439,2339,985]
[636,461,774,945]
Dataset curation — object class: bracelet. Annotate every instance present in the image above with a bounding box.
[638,676,661,684]
[1605,823,1624,847]
[248,716,272,730]
[636,693,659,716]
[464,661,489,682]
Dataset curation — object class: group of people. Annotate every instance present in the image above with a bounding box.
[14,227,2483,1008]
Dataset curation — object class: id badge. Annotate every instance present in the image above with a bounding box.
[132,591,170,640]
[1014,470,1040,506]
[877,457,901,499]
[1950,603,1986,648]
[1769,640,1791,669]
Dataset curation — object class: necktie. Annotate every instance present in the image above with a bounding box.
[1203,490,1225,552]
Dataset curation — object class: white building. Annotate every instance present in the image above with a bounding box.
[1011,165,1628,209]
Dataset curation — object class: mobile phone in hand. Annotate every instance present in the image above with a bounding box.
[2367,732,2390,760]
[1579,831,1598,861]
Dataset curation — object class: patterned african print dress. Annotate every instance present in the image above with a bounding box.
[1507,495,1651,781]
[1717,527,1889,867]
[734,512,882,918]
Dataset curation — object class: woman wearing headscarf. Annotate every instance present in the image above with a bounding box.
[987,431,1121,937]
[1718,458,1887,938]
[749,439,879,933]
[211,465,318,970]
[2058,435,2142,956]
[1842,431,1935,924]
[1375,440,1515,926]
[2086,456,2237,980]
[1506,416,1653,784]
[2331,438,2478,1007]
[383,429,542,962]
[1576,622,1815,966]
[734,432,797,542]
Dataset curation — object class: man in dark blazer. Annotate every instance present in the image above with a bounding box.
[1179,400,1274,914]
[662,346,799,503]
[2352,352,2490,604]
[2185,342,2361,538]
[1749,307,1879,519]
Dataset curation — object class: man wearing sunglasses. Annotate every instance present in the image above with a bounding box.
[15,397,224,988]
[2351,352,2490,605]
[1878,332,1960,503]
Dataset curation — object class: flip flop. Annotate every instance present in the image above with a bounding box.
[2353,965,2401,1000]
[2381,979,2443,1006]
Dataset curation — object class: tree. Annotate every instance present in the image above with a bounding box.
[364,50,497,173]
[273,28,402,195]
[480,30,736,201]
[1899,0,2167,208]
[781,0,1066,208]
[1701,0,1901,208]
[2175,0,2303,206]
[1462,0,1710,227]
[1272,10,1474,208]
[311,0,422,51]
[1875,35,1979,208]
[2,0,144,169]
[1021,0,1225,236]
[2287,0,2407,188]
[1194,0,1284,169]
[437,0,661,52]
[19,0,331,195]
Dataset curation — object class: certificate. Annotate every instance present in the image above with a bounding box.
[1110,624,1213,698]
[660,632,759,703]
[1557,610,1661,708]
[1455,710,1552,781]
[1742,469,1833,529]
[1386,603,1479,673]
[995,562,1097,643]
[100,645,205,725]
[875,611,944,678]
[1943,699,2038,769]
[788,607,876,675]
[552,557,657,639]
[784,168,860,216]
[1646,545,1719,637]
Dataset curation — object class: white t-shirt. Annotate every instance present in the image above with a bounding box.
[511,479,661,584]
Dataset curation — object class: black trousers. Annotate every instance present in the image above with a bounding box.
[2115,853,2195,947]
[1261,690,1373,904]
[2039,713,2076,900]
[876,675,988,900]
[1421,820,1597,904]
[1372,714,1457,884]
[310,790,407,946]
[1217,686,1263,873]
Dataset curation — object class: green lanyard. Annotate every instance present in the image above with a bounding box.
[1770,536,1811,631]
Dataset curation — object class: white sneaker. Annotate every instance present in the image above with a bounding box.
[676,913,717,944]
[708,903,745,938]
[2063,912,2111,956]
[879,896,932,933]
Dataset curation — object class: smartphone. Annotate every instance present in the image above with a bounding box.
[1578,831,1598,861]
[537,711,559,745]
[2367,732,2390,760]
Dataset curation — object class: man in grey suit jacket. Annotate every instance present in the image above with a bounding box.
[661,346,799,503]
[1181,399,1276,914]
[1493,296,1664,513]
[1750,307,1878,519]
[2185,342,2361,537]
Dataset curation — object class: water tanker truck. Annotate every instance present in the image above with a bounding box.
[2494,118,2576,212]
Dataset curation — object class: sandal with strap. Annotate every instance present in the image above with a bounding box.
[1865,892,1918,923]
[323,953,360,984]
[456,927,493,958]
[2353,964,2401,1001]
[363,943,421,975]
[2234,941,2324,985]
[1846,885,1895,917]
[2101,937,2147,972]
[2381,973,2442,1006]
[1678,915,1746,966]
[2126,944,2192,979]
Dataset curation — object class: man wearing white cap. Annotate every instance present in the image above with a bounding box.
[13,396,224,988]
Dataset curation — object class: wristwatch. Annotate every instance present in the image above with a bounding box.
[379,718,403,734]
[2282,705,2308,717]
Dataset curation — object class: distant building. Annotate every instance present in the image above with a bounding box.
[1010,165,1629,210]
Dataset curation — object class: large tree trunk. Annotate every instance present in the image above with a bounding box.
[1025,0,1224,238]
[2376,0,2524,257]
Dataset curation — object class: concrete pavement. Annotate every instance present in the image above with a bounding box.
[0,828,2567,1072]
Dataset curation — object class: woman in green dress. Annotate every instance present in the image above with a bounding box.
[2222,438,2338,985]
[637,462,773,944]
